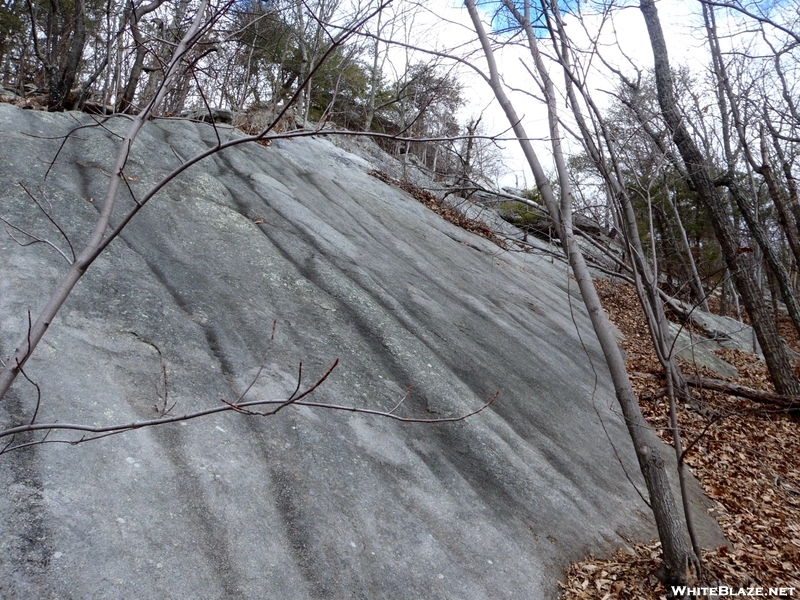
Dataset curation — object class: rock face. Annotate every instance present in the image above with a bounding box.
[0,104,719,599]
[668,323,741,379]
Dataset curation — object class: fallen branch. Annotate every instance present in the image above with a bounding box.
[634,370,800,410]
[684,375,799,408]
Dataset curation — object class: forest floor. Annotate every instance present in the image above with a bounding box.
[560,279,800,600]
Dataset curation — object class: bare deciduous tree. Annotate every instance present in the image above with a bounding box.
[464,0,695,589]
[640,0,800,398]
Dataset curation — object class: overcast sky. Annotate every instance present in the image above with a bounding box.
[387,0,716,187]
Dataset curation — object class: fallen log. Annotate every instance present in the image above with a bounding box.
[631,372,800,410]
[684,375,800,409]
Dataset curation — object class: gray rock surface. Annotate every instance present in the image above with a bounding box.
[0,87,20,102]
[687,309,800,361]
[668,323,740,379]
[181,107,234,124]
[0,104,722,599]
[688,310,762,357]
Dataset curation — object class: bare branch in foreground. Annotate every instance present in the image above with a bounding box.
[0,0,212,401]
[1,184,77,264]
[0,350,499,453]
[0,0,396,404]
[0,391,499,448]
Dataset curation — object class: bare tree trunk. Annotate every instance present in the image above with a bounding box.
[535,0,690,401]
[36,0,87,111]
[769,125,800,234]
[461,116,480,185]
[116,0,169,113]
[665,186,708,311]
[719,270,728,317]
[726,178,800,336]
[117,13,147,112]
[610,79,708,312]
[731,276,742,322]
[758,125,800,269]
[466,0,693,589]
[52,0,85,110]
[364,7,383,131]
[702,4,800,338]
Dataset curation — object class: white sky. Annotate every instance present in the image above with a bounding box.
[380,0,717,187]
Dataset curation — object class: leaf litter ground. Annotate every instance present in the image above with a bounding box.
[560,279,800,600]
